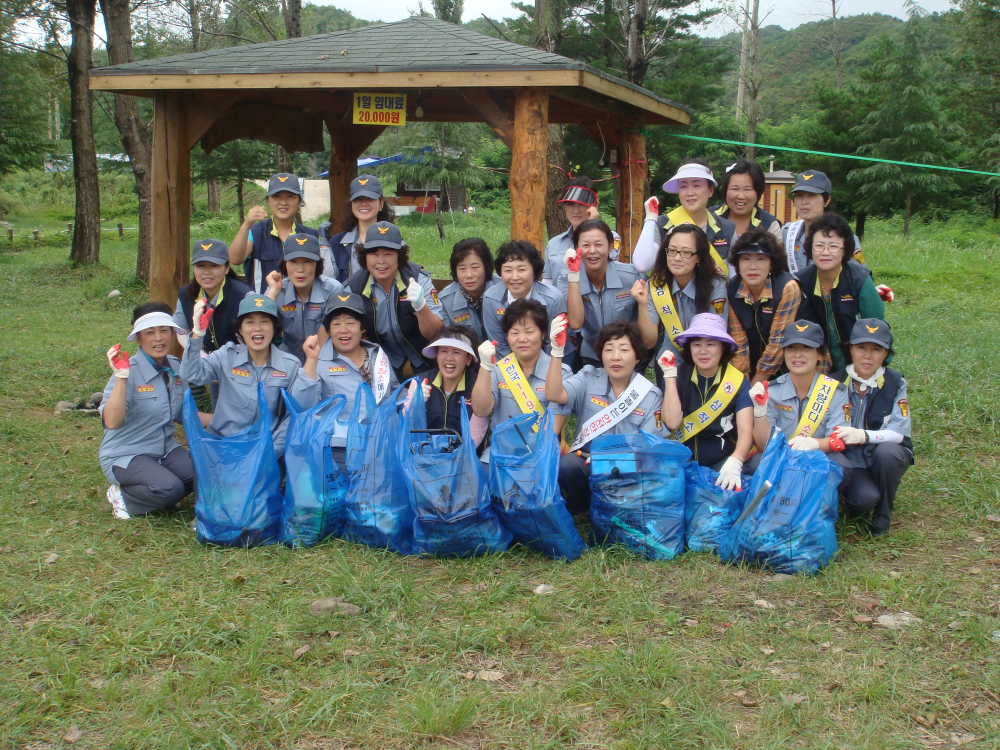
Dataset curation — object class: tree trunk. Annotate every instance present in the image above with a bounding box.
[544,125,569,241]
[903,193,912,237]
[282,0,302,38]
[207,179,221,212]
[67,0,100,265]
[236,167,245,224]
[855,210,866,240]
[625,0,648,85]
[735,0,750,120]
[276,146,291,174]
[831,0,842,90]
[100,0,153,281]
[744,0,761,159]
[993,189,999,221]
[187,0,201,51]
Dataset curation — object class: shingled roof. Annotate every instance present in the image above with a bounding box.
[90,16,689,117]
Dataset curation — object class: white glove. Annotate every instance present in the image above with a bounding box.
[478,340,497,371]
[550,313,568,359]
[107,344,130,379]
[749,381,769,418]
[564,248,581,284]
[789,435,819,451]
[421,378,432,401]
[834,425,867,445]
[657,350,677,379]
[715,456,743,492]
[406,277,426,312]
[192,298,209,339]
[644,196,659,223]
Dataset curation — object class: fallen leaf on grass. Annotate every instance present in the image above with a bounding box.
[985,515,1000,524]
[660,697,676,708]
[0,545,13,554]
[533,584,554,595]
[753,599,776,610]
[819,641,832,649]
[293,644,310,660]
[681,618,699,627]
[888,571,902,579]
[84,548,95,556]
[853,615,873,625]
[874,612,921,630]
[947,621,964,631]
[873,659,886,667]
[476,669,504,682]
[782,693,806,706]
[950,733,978,747]
[44,553,58,564]
[760,647,776,656]
[903,707,936,727]
[475,582,487,592]
[740,696,759,708]
[733,689,747,697]
[969,567,983,575]
[326,630,340,639]
[63,726,82,743]
[975,704,991,715]
[991,602,1000,616]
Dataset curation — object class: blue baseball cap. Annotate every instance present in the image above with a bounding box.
[237,293,279,318]
[267,173,305,206]
[283,233,321,261]
[190,238,230,265]
[351,174,383,201]
[781,320,825,348]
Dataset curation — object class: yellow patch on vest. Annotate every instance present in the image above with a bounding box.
[898,399,908,417]
[712,298,726,314]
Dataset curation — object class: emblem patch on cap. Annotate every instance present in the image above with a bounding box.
[866,324,880,333]
[295,237,308,245]
[803,174,814,180]
[358,178,369,185]
[200,243,212,251]
[277,175,289,182]
[795,323,808,332]
[378,226,389,234]
[254,299,264,307]
[338,294,351,301]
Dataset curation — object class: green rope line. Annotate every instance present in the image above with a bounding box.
[666,133,1000,178]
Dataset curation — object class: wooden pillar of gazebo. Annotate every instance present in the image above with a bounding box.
[509,88,549,253]
[616,115,646,263]
[325,117,387,234]
[150,91,191,305]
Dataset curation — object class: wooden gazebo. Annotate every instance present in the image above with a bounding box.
[89,17,690,303]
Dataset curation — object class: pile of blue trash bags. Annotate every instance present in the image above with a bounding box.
[183,385,841,574]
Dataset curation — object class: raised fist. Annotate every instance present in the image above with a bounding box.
[657,350,677,378]
[191,299,209,339]
[564,248,581,282]
[749,381,769,418]
[876,284,894,303]
[630,278,648,304]
[644,196,659,222]
[478,340,497,371]
[245,205,268,225]
[302,334,320,361]
[550,313,568,358]
[107,344,130,379]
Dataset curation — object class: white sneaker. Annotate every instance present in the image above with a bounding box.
[106,485,131,520]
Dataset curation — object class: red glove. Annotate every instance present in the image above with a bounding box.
[828,435,846,452]
[876,284,894,303]
[565,249,582,274]
[552,313,568,349]
[198,304,215,332]
[644,196,659,220]
[107,344,130,378]
[657,350,677,378]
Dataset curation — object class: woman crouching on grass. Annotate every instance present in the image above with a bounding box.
[830,319,912,536]
[660,313,754,490]
[545,319,669,514]
[100,303,194,520]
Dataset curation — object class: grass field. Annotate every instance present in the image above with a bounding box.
[2,212,1000,749]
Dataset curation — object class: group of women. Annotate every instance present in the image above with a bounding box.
[100,159,911,538]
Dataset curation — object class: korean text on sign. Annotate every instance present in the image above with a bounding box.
[353,93,407,126]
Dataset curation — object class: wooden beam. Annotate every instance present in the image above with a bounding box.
[580,71,689,126]
[325,113,387,230]
[461,89,514,149]
[150,91,191,306]
[615,115,647,263]
[185,91,241,151]
[200,102,324,154]
[510,87,549,254]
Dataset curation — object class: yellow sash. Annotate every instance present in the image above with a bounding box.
[673,364,745,442]
[665,206,729,276]
[497,353,542,432]
[650,284,684,347]
[793,375,839,437]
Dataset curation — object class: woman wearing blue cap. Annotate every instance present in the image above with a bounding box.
[830,319,912,536]
[794,213,885,373]
[173,238,252,352]
[262,233,344,363]
[320,173,395,283]
[181,293,302,457]
[228,173,321,294]
[714,160,782,241]
[660,314,754,489]
[100,303,194,519]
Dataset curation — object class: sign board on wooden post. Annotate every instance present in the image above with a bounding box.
[353,93,407,126]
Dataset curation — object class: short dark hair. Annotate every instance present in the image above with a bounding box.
[355,242,411,272]
[279,257,325,278]
[680,338,735,368]
[449,238,493,282]
[501,298,548,338]
[495,240,544,281]
[234,310,283,342]
[718,159,766,199]
[729,228,788,274]
[804,212,855,265]
[649,224,723,312]
[132,301,173,324]
[431,323,481,353]
[339,197,395,233]
[572,218,614,248]
[323,307,366,333]
[595,320,646,365]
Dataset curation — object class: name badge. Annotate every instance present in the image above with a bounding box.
[281,304,296,312]
[590,396,609,408]
[454,313,470,323]
[137,385,155,393]
[232,368,250,377]
[615,291,632,301]
[270,370,287,378]
[328,366,346,373]
[776,403,793,412]
[308,305,323,312]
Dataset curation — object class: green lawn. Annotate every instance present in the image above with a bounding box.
[1,214,999,749]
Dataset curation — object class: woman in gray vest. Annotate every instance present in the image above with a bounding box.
[436,237,498,343]
[830,319,912,536]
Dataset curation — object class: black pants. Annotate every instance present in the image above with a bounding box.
[744,449,853,492]
[842,443,912,532]
[111,447,195,517]
[558,452,592,515]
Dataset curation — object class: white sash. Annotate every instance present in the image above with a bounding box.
[785,220,804,274]
[570,375,655,451]
[371,347,391,403]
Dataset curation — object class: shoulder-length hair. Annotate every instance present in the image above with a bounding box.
[648,224,723,314]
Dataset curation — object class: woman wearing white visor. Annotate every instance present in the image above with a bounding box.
[632,159,737,279]
[99,303,195,519]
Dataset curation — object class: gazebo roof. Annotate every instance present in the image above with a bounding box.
[89,17,690,125]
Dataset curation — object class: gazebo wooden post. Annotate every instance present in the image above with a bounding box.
[510,88,549,253]
[150,91,191,305]
[615,115,646,263]
[326,117,387,233]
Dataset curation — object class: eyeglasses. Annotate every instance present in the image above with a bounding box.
[666,248,696,259]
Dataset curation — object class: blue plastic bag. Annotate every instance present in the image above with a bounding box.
[400,386,511,557]
[342,383,415,555]
[719,430,841,575]
[589,432,691,560]
[279,392,350,547]
[684,463,750,553]
[183,383,283,547]
[488,411,586,561]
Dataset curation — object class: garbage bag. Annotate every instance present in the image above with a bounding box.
[400,385,511,557]
[342,382,415,555]
[719,430,841,575]
[589,432,691,560]
[684,463,750,553]
[183,383,282,547]
[279,392,349,547]
[489,410,586,561]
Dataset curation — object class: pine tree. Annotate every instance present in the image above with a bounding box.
[847,10,961,235]
[0,16,49,177]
